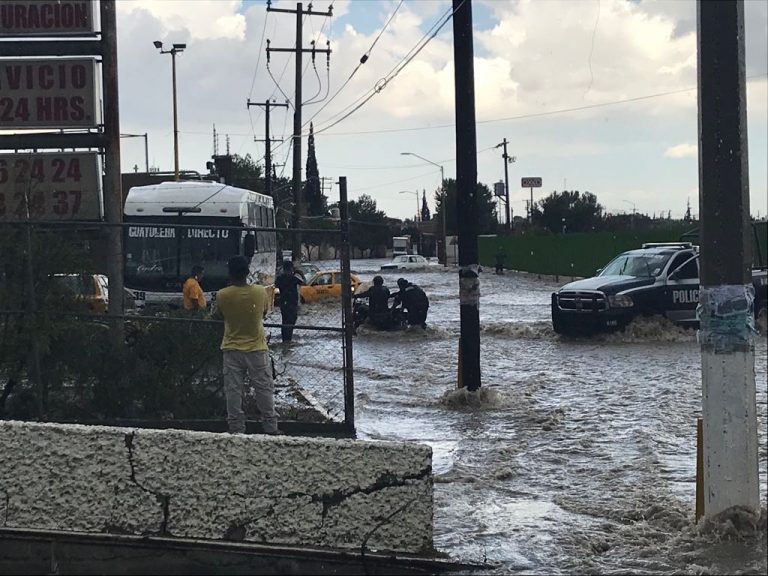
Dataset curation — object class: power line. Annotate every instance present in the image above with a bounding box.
[311,2,459,136]
[313,73,768,137]
[302,0,404,129]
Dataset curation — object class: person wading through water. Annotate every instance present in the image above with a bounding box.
[274,260,305,343]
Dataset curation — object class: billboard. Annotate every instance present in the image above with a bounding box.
[0,58,99,129]
[0,1,95,36]
[521,177,542,188]
[0,152,102,221]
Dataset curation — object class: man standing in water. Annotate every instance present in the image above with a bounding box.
[211,256,279,435]
[392,278,430,329]
[274,260,305,343]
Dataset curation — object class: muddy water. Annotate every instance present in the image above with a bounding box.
[289,260,768,574]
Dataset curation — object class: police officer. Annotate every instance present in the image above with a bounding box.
[392,278,429,329]
[353,275,392,330]
[274,260,305,342]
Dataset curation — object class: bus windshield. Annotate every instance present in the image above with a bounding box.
[124,219,240,288]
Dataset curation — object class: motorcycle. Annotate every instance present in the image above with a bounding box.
[353,301,408,332]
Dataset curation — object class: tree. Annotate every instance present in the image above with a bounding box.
[304,123,326,217]
[348,194,390,256]
[531,190,603,234]
[420,190,431,221]
[230,154,264,193]
[434,179,498,236]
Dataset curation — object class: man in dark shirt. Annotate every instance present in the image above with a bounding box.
[392,277,429,329]
[353,275,391,329]
[274,261,305,342]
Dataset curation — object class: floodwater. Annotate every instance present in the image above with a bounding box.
[276,259,768,574]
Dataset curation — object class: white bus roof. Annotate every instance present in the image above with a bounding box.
[124,181,273,218]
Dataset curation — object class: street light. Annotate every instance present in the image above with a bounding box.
[154,40,186,181]
[398,190,420,222]
[400,152,446,265]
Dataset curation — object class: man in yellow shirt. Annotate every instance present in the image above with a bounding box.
[211,256,278,434]
[182,266,207,311]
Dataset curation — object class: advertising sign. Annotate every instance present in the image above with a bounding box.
[521,177,542,188]
[0,1,95,36]
[0,152,102,221]
[0,58,99,129]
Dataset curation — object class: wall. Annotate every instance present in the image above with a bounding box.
[480,224,694,277]
[0,421,433,555]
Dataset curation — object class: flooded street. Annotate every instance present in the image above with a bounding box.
[274,259,767,574]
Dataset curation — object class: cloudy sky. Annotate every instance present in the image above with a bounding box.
[115,0,768,221]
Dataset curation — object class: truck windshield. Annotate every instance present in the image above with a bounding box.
[600,253,671,278]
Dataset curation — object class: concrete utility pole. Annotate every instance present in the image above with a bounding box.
[453,0,481,392]
[495,138,514,230]
[101,0,125,345]
[697,0,759,518]
[401,152,446,264]
[153,40,186,181]
[267,1,332,263]
[248,99,288,198]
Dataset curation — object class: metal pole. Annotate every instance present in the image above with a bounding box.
[697,0,759,518]
[100,0,125,346]
[22,209,43,419]
[502,138,511,229]
[453,0,481,392]
[144,132,149,173]
[339,176,355,433]
[441,166,447,266]
[529,187,533,224]
[292,3,304,263]
[171,50,180,181]
[265,101,272,198]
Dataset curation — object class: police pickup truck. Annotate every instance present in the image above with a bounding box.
[551,242,768,335]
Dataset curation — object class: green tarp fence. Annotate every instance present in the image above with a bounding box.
[479,221,768,278]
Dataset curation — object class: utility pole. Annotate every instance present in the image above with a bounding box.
[101,0,125,346]
[453,0,481,392]
[697,0,759,518]
[267,1,332,263]
[495,138,515,230]
[248,99,288,198]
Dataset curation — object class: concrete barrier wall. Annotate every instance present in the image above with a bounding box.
[0,422,433,555]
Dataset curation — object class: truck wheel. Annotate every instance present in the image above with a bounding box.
[756,303,767,334]
[551,304,564,335]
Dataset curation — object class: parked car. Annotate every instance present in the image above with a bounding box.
[300,270,361,303]
[380,254,434,271]
[50,274,109,313]
[551,242,768,335]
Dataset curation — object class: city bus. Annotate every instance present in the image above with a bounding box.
[123,181,276,308]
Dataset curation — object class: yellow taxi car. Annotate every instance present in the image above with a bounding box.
[300,270,361,303]
[50,274,109,313]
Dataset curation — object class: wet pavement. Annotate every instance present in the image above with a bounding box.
[275,259,768,574]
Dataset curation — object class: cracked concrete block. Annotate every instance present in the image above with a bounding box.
[0,422,161,534]
[0,421,434,554]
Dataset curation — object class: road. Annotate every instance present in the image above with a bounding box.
[270,259,767,574]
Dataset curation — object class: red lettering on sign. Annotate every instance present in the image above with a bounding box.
[39,65,53,89]
[0,2,90,32]
[71,64,86,89]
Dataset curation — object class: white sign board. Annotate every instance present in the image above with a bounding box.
[0,152,102,221]
[0,58,99,129]
[521,177,542,188]
[0,1,95,36]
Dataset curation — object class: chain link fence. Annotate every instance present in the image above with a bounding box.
[0,221,354,435]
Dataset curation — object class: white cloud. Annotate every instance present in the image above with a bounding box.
[664,143,697,158]
[113,0,768,220]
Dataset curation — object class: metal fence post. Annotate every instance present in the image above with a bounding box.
[338,176,355,433]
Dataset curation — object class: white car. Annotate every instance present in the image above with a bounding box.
[380,255,433,270]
